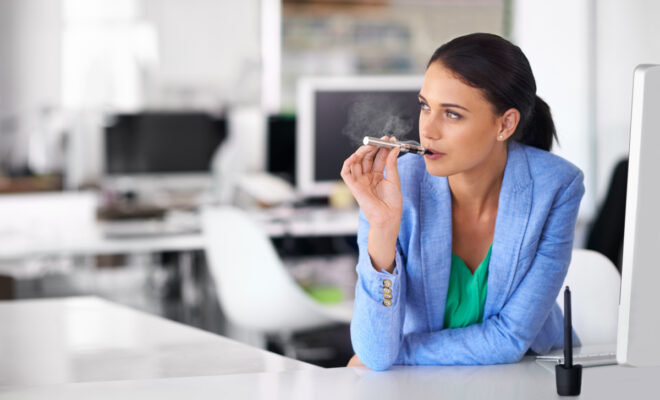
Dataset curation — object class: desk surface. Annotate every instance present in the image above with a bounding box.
[2,356,659,399]
[0,297,317,388]
[2,297,660,400]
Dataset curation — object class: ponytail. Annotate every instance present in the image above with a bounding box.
[514,95,558,152]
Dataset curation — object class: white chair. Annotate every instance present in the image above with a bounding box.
[557,249,621,346]
[201,206,352,352]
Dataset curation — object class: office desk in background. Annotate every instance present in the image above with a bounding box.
[0,207,360,261]
[0,207,360,337]
[1,298,658,399]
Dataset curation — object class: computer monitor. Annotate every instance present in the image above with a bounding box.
[103,112,226,192]
[617,64,660,367]
[267,114,297,186]
[296,76,423,197]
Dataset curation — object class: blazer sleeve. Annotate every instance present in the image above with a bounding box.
[396,170,585,366]
[350,211,408,371]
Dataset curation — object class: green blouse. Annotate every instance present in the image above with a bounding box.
[443,244,492,329]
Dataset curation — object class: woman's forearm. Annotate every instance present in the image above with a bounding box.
[352,212,406,371]
[367,226,399,273]
[351,245,407,371]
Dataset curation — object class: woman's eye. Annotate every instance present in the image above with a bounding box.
[445,110,461,119]
[418,100,430,111]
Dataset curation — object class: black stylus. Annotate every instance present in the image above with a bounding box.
[556,285,582,396]
[564,286,572,368]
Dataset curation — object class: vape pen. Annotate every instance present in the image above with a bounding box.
[362,136,431,155]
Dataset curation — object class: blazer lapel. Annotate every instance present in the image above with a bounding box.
[484,142,533,318]
[419,142,533,330]
[420,172,453,331]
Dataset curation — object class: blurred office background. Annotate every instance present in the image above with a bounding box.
[0,0,658,367]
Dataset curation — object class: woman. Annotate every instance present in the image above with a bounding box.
[340,33,584,370]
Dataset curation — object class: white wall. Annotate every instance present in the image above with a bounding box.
[2,0,62,115]
[0,1,15,115]
[514,0,660,217]
[0,0,62,172]
[512,0,596,219]
[143,0,261,109]
[595,0,660,201]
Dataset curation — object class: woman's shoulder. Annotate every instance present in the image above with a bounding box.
[515,142,583,185]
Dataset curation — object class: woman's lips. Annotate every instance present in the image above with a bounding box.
[424,148,445,160]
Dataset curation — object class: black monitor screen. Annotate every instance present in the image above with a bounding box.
[267,114,297,185]
[314,90,420,182]
[105,112,226,174]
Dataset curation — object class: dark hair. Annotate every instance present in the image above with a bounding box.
[427,33,557,151]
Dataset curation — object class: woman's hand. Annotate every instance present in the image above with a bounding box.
[347,354,366,367]
[340,136,402,230]
[341,136,402,272]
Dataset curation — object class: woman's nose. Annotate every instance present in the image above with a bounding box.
[419,109,443,141]
[419,115,442,140]
[420,120,442,140]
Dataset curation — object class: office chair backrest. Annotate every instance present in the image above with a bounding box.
[201,206,335,333]
[558,249,621,345]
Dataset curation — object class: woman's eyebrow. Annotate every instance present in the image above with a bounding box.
[418,93,471,112]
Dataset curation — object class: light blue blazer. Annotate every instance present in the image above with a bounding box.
[351,141,585,370]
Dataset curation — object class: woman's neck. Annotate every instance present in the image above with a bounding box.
[448,143,508,218]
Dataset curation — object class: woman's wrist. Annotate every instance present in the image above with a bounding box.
[367,227,399,273]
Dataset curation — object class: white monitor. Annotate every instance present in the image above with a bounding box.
[617,64,660,367]
[102,112,226,202]
[296,75,423,197]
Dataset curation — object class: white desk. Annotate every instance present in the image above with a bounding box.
[0,297,317,388]
[2,297,660,399]
[2,353,659,399]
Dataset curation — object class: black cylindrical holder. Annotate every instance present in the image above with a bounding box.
[555,363,582,396]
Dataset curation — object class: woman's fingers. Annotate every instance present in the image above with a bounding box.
[372,149,389,176]
[372,136,395,175]
[341,157,375,208]
[385,146,401,184]
[343,142,380,181]
[340,153,366,188]
[341,135,399,197]
[360,145,378,173]
[350,156,363,179]
[340,154,358,185]
[351,145,375,175]
[340,139,402,216]
[384,136,401,185]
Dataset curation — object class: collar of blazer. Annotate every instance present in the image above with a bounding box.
[418,141,533,331]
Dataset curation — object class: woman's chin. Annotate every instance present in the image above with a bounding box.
[424,160,453,177]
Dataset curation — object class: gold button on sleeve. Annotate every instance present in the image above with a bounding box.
[382,299,392,307]
[383,293,392,300]
[382,287,391,294]
[382,279,392,288]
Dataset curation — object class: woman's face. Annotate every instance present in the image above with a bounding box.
[418,61,507,177]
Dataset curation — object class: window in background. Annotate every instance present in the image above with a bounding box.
[62,0,158,111]
[280,0,506,111]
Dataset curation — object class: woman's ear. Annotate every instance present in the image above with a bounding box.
[496,108,520,141]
